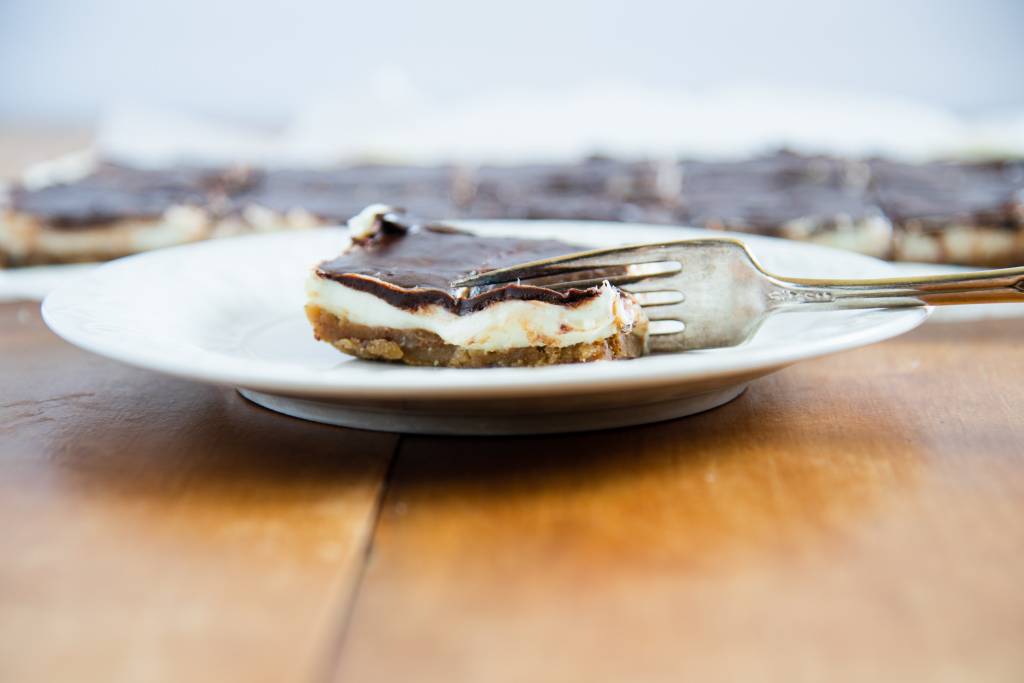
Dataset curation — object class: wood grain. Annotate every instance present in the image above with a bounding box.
[337,319,1024,683]
[0,303,396,682]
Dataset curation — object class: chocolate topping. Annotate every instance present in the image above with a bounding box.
[227,166,460,222]
[8,153,1024,266]
[679,154,881,233]
[315,213,602,315]
[869,159,1024,230]
[10,163,256,228]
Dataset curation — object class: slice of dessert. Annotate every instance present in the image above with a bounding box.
[870,159,1024,267]
[305,205,648,367]
[0,159,257,267]
[680,153,895,259]
[0,159,460,267]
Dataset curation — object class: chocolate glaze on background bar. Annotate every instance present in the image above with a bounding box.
[9,163,257,227]
[225,166,461,223]
[7,152,1024,265]
[15,153,1021,234]
[678,154,881,234]
[315,212,604,315]
[869,159,1024,229]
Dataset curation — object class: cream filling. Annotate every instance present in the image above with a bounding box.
[0,206,210,261]
[307,274,636,351]
[20,150,98,190]
[347,204,395,240]
[0,204,320,263]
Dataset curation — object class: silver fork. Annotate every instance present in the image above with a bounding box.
[451,238,1024,352]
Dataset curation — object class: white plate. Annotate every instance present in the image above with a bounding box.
[42,221,929,434]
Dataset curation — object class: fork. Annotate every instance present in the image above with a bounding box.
[450,238,1024,352]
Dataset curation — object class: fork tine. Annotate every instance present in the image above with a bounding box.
[518,274,648,291]
[450,242,685,288]
[621,281,683,294]
[630,290,685,306]
[647,319,686,335]
[494,264,683,292]
[644,308,687,322]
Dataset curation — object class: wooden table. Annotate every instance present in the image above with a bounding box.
[2,133,1023,682]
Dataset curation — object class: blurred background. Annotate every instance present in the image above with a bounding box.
[3,0,1024,168]
[2,0,1024,275]
[3,0,1024,125]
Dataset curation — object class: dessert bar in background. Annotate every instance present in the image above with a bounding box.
[2,152,1022,267]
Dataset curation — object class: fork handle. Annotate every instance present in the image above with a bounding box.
[770,266,1024,310]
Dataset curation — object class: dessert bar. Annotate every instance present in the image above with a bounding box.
[305,205,648,367]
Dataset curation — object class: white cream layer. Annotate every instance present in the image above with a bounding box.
[307,274,635,351]
[0,206,209,261]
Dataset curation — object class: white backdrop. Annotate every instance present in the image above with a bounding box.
[2,0,1023,124]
